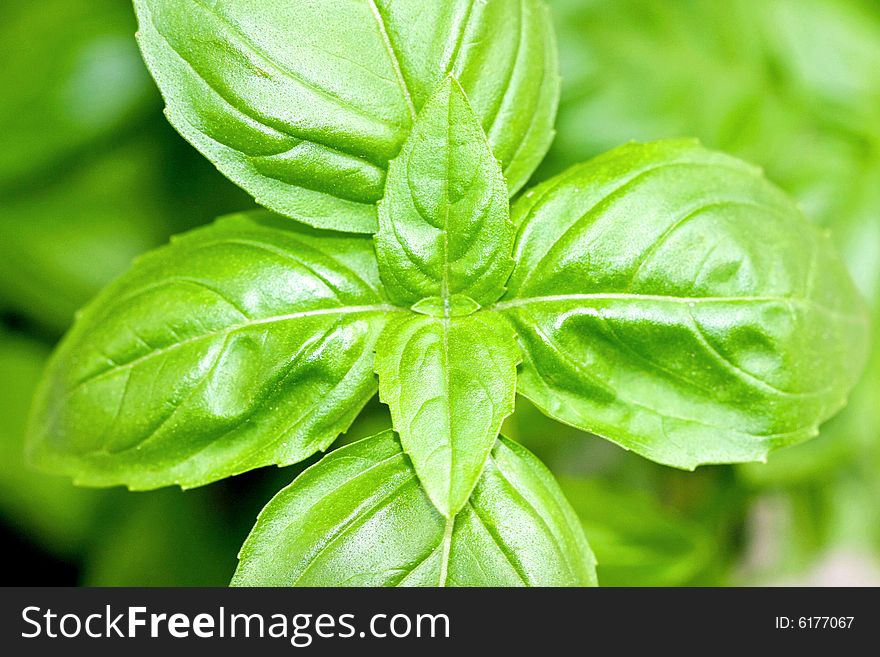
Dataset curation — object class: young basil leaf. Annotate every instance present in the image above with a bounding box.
[375,77,514,307]
[498,139,870,469]
[27,211,397,489]
[232,431,596,586]
[133,0,559,232]
[375,312,520,517]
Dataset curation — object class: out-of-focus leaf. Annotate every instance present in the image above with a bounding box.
[764,0,880,131]
[0,0,253,334]
[545,0,880,314]
[545,0,880,191]
[82,487,238,586]
[559,478,717,586]
[0,330,102,555]
[0,0,154,188]
[0,138,172,333]
[740,429,859,489]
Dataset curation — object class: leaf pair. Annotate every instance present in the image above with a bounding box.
[374,78,519,516]
[233,431,595,586]
[133,0,558,232]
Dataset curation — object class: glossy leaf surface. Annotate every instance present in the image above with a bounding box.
[27,211,394,489]
[134,0,559,232]
[232,431,596,586]
[375,313,519,516]
[499,140,870,469]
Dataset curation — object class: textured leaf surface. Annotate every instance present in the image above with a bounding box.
[375,313,519,516]
[27,211,395,489]
[232,431,596,587]
[546,0,880,485]
[498,139,870,469]
[375,77,513,307]
[133,0,558,232]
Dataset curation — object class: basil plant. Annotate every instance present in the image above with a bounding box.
[26,0,868,586]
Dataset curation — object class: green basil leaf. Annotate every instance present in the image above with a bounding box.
[232,431,596,586]
[27,211,396,489]
[0,0,153,188]
[741,337,880,487]
[499,139,870,469]
[375,312,519,517]
[133,0,558,232]
[375,77,514,307]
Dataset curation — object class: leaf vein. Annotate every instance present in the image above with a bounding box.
[71,305,397,393]
[467,502,529,585]
[293,474,418,584]
[367,0,416,123]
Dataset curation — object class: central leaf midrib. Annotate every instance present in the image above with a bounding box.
[366,0,417,123]
[71,304,398,393]
[492,293,865,323]
[437,515,455,586]
[441,85,455,314]
[440,89,454,510]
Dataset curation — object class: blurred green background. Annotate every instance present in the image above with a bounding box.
[1,0,877,586]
